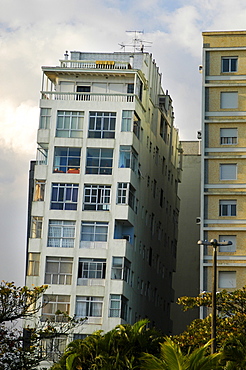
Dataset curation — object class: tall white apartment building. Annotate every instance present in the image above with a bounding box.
[25,51,182,343]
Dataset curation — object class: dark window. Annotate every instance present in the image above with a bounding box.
[88,112,116,138]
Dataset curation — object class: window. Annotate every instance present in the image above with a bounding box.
[33,180,45,201]
[117,183,135,210]
[153,180,157,198]
[40,336,67,363]
[80,221,108,242]
[127,83,134,102]
[75,296,103,317]
[36,144,48,165]
[219,235,236,252]
[219,200,236,216]
[119,145,138,172]
[121,110,132,131]
[160,188,164,207]
[111,257,131,283]
[30,217,42,238]
[47,220,75,248]
[220,164,237,180]
[83,185,111,211]
[222,57,238,73]
[122,111,141,139]
[42,295,70,322]
[220,92,238,109]
[39,108,51,129]
[219,271,236,288]
[160,116,168,143]
[51,183,78,210]
[27,253,40,276]
[78,258,106,279]
[109,294,128,320]
[45,257,73,285]
[53,147,81,174]
[56,111,84,138]
[76,85,90,100]
[86,148,113,175]
[155,147,159,165]
[220,128,237,145]
[88,112,116,138]
[133,112,141,138]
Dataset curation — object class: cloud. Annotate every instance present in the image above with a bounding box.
[1,0,246,284]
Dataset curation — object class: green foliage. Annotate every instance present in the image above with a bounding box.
[177,287,246,317]
[174,287,246,353]
[220,334,246,369]
[0,281,48,323]
[0,281,85,369]
[141,338,222,370]
[51,319,162,370]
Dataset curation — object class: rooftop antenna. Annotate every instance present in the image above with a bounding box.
[119,30,152,52]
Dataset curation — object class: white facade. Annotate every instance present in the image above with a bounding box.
[25,51,181,347]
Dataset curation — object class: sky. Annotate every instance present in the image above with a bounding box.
[1,0,246,285]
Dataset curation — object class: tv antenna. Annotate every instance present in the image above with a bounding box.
[119,30,152,52]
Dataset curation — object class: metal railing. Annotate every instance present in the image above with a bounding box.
[41,91,135,102]
[60,60,130,70]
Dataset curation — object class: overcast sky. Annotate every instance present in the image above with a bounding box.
[1,0,246,285]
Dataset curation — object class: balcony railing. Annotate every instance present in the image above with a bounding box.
[41,91,135,103]
[60,59,130,70]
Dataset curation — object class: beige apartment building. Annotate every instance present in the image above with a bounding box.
[201,31,246,301]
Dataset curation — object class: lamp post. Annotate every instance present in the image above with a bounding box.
[198,238,232,354]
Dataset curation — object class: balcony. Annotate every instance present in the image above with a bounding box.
[41,91,135,103]
[60,59,130,70]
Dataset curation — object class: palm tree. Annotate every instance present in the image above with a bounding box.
[140,338,222,370]
[51,320,162,370]
[220,335,246,369]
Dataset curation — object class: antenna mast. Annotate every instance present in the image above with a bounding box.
[119,30,152,52]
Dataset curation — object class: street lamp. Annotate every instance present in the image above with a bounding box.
[198,238,232,354]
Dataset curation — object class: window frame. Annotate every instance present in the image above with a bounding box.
[83,184,111,211]
[42,295,70,322]
[109,294,128,320]
[119,145,138,173]
[117,182,135,210]
[111,257,131,283]
[78,258,106,279]
[39,108,51,129]
[53,147,81,174]
[221,57,238,73]
[218,271,236,288]
[219,200,237,217]
[27,253,40,276]
[220,163,237,180]
[33,180,45,201]
[220,92,238,109]
[47,220,75,248]
[50,183,79,210]
[86,148,113,175]
[44,256,73,285]
[220,128,238,145]
[56,110,84,138]
[30,216,43,238]
[75,296,103,317]
[88,111,116,139]
[80,221,108,243]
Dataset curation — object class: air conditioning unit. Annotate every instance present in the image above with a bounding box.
[196,217,201,224]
